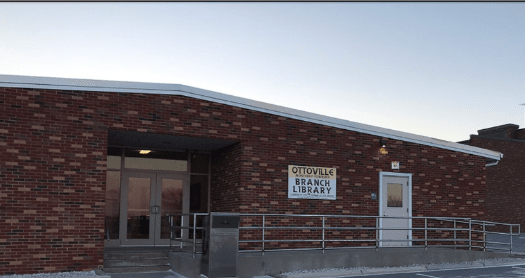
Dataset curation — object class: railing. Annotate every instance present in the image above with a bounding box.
[169,213,520,257]
[470,219,520,252]
[169,213,208,258]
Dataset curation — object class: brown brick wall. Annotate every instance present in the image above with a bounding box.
[1,86,488,274]
[210,142,242,212]
[468,136,525,231]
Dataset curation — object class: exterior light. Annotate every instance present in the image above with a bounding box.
[139,150,151,154]
[379,139,388,154]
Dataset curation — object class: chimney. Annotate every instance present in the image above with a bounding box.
[477,124,519,139]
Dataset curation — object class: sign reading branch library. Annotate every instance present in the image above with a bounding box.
[288,165,337,200]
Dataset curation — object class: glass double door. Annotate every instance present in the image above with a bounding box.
[120,172,189,246]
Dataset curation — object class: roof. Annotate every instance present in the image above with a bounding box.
[0,74,502,161]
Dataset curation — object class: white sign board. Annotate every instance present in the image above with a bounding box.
[288,165,337,200]
[391,161,400,170]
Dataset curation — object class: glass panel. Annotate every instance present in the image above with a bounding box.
[125,149,187,160]
[190,154,209,174]
[387,183,403,207]
[107,156,121,169]
[105,171,120,240]
[160,178,183,239]
[190,175,208,239]
[190,175,209,213]
[125,157,188,171]
[127,177,151,239]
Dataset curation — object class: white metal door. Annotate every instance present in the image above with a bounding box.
[379,173,411,247]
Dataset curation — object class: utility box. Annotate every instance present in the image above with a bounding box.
[202,212,240,278]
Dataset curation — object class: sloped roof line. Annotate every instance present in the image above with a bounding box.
[0,74,502,160]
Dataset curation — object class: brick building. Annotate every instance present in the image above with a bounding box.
[0,75,503,275]
[460,124,525,231]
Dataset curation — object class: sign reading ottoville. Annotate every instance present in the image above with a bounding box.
[288,165,337,200]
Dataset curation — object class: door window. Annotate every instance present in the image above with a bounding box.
[127,177,152,239]
[160,178,183,239]
[387,183,403,207]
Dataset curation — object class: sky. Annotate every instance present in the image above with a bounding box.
[1,3,524,142]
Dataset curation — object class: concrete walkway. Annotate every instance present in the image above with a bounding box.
[101,233,525,278]
[106,271,186,278]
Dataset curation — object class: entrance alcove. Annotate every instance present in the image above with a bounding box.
[104,130,237,248]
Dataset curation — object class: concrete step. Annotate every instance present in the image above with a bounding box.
[104,248,171,273]
[104,251,169,260]
[104,257,169,268]
[103,265,171,273]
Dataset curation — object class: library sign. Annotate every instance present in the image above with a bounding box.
[288,165,337,200]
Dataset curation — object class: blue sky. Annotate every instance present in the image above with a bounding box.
[1,3,524,142]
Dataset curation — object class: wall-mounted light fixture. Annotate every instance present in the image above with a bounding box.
[139,150,152,154]
[379,139,388,154]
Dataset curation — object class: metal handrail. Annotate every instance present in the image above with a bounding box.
[169,213,208,258]
[169,213,520,257]
[238,214,475,254]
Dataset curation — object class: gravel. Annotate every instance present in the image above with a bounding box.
[0,270,106,278]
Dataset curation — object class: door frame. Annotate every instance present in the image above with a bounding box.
[119,171,189,246]
[378,172,412,247]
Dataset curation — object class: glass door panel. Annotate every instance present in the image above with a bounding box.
[120,172,155,245]
[160,178,183,239]
[127,177,152,239]
[155,174,188,246]
[119,172,189,246]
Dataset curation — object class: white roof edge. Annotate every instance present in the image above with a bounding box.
[0,74,502,160]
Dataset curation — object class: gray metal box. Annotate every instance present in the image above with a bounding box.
[203,212,240,278]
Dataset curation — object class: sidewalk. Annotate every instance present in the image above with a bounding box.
[105,271,185,278]
[277,257,525,278]
[97,256,525,278]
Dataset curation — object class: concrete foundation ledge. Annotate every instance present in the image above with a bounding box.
[169,248,517,278]
[170,251,203,278]
[238,247,512,278]
[277,257,525,278]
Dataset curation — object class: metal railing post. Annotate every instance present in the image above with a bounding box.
[322,216,325,254]
[169,215,172,250]
[454,219,456,249]
[376,217,379,251]
[510,225,513,254]
[469,219,472,251]
[482,222,486,252]
[180,215,183,250]
[425,218,428,250]
[192,214,196,258]
[262,215,265,255]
